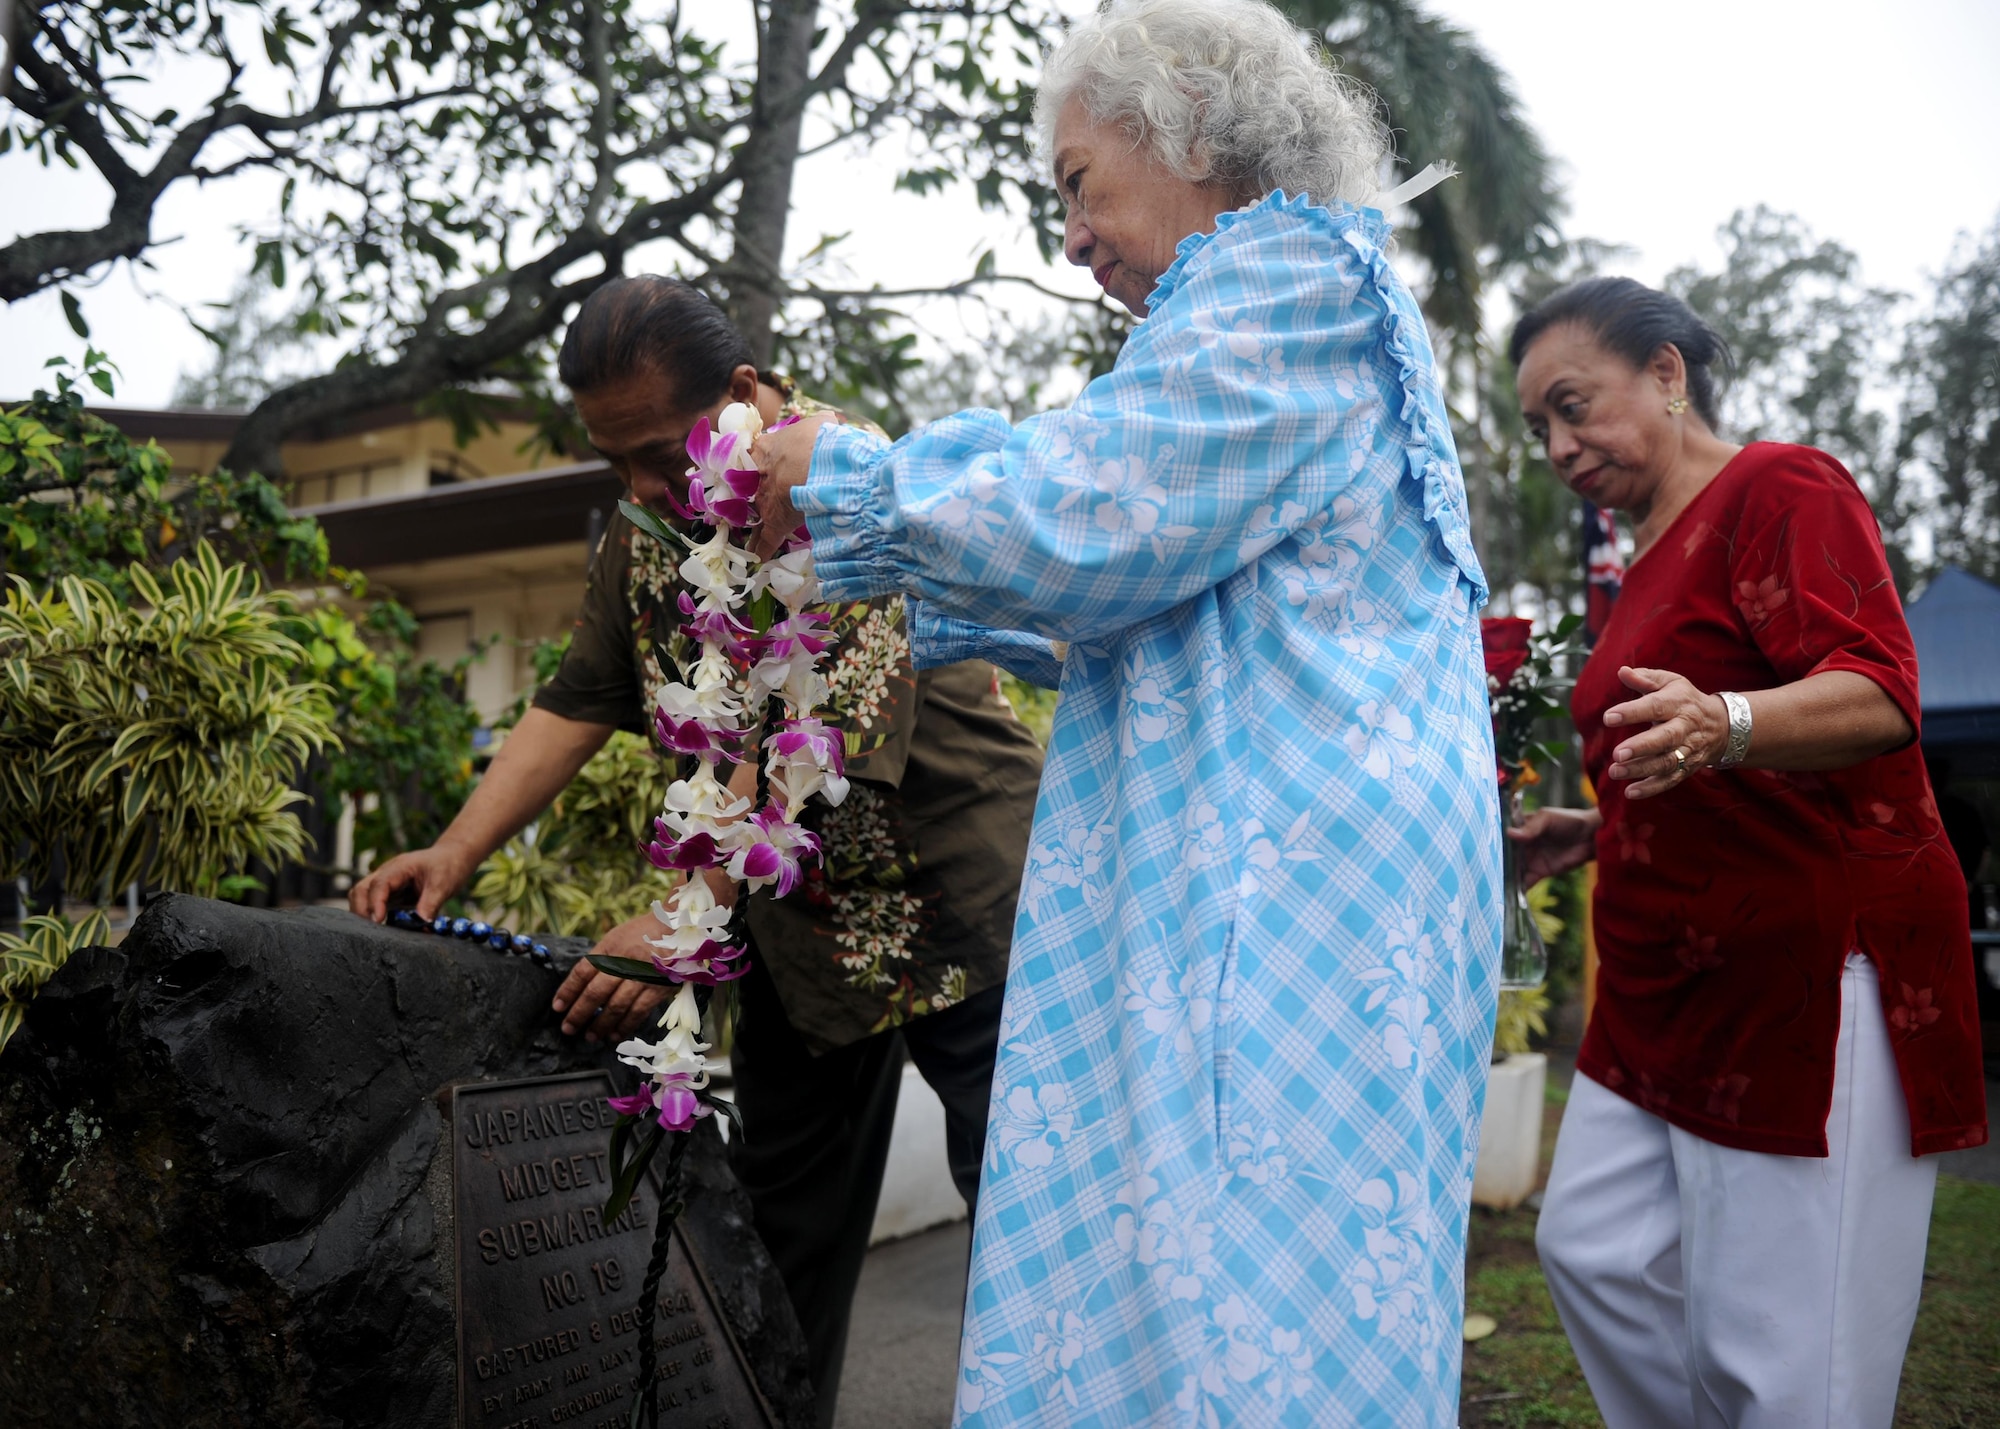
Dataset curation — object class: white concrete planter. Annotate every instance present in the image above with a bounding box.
[1472,1052,1547,1211]
[870,1062,970,1244]
[709,1059,969,1245]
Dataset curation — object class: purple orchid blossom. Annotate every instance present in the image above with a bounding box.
[652,708,744,765]
[644,825,725,873]
[675,591,757,659]
[650,937,751,986]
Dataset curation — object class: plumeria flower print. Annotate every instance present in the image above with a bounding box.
[1122,965,1214,1055]
[1357,901,1447,1071]
[1675,924,1723,972]
[1236,811,1323,897]
[1701,1071,1752,1124]
[1031,1310,1088,1409]
[1298,490,1380,577]
[1891,984,1943,1033]
[1149,1203,1219,1302]
[1180,801,1228,873]
[1224,1123,1289,1186]
[1059,450,1197,560]
[1026,811,1112,907]
[1121,650,1188,752]
[928,467,1008,543]
[1381,991,1441,1071]
[1236,499,1312,564]
[1355,1170,1428,1273]
[1168,1288,1296,1424]
[1735,574,1790,626]
[1615,819,1656,865]
[991,1082,1075,1171]
[1344,700,1418,780]
[956,1342,1022,1418]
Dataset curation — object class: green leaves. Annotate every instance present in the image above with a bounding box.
[471,727,677,939]
[2,372,329,597]
[0,912,112,1052]
[0,545,336,904]
[617,499,680,552]
[59,291,89,340]
[585,953,676,987]
[600,1116,664,1227]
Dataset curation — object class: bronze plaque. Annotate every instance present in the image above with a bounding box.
[453,1072,775,1429]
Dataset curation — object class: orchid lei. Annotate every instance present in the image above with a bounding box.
[591,401,848,1221]
[585,402,846,1429]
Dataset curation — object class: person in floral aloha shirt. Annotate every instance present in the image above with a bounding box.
[351,277,1045,1426]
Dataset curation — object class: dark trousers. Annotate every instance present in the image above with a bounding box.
[727,961,1004,1429]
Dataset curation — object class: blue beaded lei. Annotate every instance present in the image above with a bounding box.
[387,907,556,968]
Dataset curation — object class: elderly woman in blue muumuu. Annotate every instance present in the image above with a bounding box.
[754,0,1500,1423]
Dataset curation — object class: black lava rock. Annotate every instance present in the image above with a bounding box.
[0,894,812,1429]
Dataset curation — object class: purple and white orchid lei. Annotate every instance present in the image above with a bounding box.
[597,402,848,1145]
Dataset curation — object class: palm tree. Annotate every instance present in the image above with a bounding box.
[1278,0,1564,343]
[1278,1,1568,588]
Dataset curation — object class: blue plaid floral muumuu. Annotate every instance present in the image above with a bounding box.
[796,191,1503,1428]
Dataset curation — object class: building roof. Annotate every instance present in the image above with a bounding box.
[299,459,620,567]
[80,399,555,447]
[1907,565,2000,748]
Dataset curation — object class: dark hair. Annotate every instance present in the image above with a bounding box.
[557,275,754,408]
[1506,277,1735,430]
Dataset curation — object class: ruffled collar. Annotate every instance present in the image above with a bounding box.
[1146,189,1391,312]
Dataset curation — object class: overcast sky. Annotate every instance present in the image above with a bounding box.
[4,0,1997,408]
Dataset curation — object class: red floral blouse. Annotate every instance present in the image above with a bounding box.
[1573,442,1988,1157]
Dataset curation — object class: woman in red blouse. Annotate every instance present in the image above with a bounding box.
[1508,277,1986,1427]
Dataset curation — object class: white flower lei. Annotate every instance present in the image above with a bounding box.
[604,402,843,1136]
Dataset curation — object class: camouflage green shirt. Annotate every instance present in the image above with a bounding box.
[534,389,1043,1052]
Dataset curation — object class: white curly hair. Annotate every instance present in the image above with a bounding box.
[1034,0,1388,208]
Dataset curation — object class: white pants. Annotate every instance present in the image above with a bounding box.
[1537,956,1939,1428]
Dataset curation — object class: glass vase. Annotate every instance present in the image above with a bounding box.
[1499,786,1548,991]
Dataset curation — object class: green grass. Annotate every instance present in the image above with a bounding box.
[1897,1174,2000,1427]
[1458,1079,2000,1426]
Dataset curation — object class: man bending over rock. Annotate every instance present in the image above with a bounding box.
[351,276,1045,1427]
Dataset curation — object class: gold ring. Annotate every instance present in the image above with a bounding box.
[1671,746,1690,776]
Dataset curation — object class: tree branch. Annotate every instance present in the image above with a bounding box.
[0,5,472,304]
[216,168,742,478]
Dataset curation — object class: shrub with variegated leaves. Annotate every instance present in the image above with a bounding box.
[0,543,337,906]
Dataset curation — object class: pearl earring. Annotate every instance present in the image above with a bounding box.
[1667,396,1689,416]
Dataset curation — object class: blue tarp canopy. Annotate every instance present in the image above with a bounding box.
[1908,566,2000,750]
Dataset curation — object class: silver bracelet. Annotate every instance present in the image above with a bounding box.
[1717,691,1754,769]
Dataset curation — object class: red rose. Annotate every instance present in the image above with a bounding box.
[1480,617,1533,687]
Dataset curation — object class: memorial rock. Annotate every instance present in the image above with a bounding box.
[0,894,813,1429]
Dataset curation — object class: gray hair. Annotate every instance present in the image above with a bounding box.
[1034,0,1389,209]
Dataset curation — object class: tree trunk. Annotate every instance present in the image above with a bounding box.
[727,0,818,368]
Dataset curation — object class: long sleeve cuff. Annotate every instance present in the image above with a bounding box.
[794,423,904,603]
[908,601,1066,688]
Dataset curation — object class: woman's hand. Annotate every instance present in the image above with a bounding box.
[1506,806,1602,884]
[748,413,835,559]
[1603,665,1730,800]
